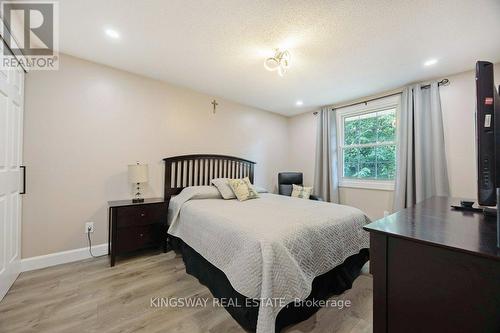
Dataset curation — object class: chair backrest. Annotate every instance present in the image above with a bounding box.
[278,172,303,196]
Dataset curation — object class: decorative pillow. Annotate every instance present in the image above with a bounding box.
[211,178,236,199]
[228,177,260,201]
[291,184,313,199]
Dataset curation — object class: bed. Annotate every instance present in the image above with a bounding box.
[164,155,370,333]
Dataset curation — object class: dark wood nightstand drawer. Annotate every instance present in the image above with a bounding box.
[116,225,158,253]
[116,203,166,228]
[108,198,169,266]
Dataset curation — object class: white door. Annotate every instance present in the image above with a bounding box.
[0,41,24,301]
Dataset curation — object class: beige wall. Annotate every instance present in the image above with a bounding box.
[339,188,393,220]
[22,54,289,258]
[287,64,500,220]
[287,112,317,186]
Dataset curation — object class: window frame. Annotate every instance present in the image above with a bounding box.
[335,94,400,191]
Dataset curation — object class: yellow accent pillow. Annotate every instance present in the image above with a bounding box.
[291,184,313,199]
[228,177,260,201]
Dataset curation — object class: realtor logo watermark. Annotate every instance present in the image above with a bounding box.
[1,1,59,70]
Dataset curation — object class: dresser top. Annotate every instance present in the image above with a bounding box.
[364,196,500,260]
[108,197,166,208]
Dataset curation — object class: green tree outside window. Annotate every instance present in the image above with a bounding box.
[342,109,396,180]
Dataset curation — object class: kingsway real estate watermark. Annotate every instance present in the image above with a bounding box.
[150,297,352,309]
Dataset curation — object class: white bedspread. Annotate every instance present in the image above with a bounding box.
[167,186,370,333]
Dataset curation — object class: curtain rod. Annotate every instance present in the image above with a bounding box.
[421,78,449,89]
[313,78,450,115]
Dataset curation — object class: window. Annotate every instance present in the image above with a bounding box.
[336,96,399,190]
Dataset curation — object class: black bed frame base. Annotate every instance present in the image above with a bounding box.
[172,237,369,332]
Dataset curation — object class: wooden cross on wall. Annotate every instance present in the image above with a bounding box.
[211,99,218,114]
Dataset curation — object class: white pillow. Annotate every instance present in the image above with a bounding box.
[211,178,236,199]
[172,186,222,200]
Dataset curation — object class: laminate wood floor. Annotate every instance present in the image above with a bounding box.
[0,251,372,333]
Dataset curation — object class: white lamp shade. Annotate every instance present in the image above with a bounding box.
[128,164,149,183]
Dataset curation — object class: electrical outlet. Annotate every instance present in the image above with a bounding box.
[85,222,94,234]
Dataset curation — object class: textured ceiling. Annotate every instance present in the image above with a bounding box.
[58,0,500,116]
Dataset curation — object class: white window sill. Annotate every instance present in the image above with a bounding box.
[339,179,395,191]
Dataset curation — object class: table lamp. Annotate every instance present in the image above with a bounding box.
[128,162,148,203]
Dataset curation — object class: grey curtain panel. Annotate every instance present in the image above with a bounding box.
[394,82,449,210]
[314,107,340,203]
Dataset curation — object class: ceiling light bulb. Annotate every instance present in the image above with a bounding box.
[264,58,279,71]
[424,58,438,67]
[296,100,303,106]
[264,48,291,76]
[105,28,120,39]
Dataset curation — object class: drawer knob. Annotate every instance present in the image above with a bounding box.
[140,233,144,237]
[140,213,145,217]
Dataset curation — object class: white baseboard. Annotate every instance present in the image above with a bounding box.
[20,243,108,272]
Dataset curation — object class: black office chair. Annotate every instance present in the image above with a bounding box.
[278,172,322,201]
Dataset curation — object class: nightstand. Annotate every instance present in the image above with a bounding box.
[108,198,169,266]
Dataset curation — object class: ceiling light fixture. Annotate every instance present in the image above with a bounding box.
[296,100,303,106]
[105,28,120,39]
[424,58,438,67]
[264,49,291,77]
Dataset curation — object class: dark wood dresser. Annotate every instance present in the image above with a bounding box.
[364,196,500,333]
[108,198,168,266]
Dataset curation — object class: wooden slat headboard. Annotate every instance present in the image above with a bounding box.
[163,154,256,199]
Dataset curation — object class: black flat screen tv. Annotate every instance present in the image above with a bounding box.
[476,61,500,206]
